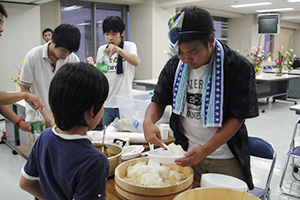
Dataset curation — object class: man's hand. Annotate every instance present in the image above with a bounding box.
[143,120,165,148]
[174,146,207,167]
[24,93,44,110]
[19,121,31,132]
[106,44,119,59]
[40,110,53,128]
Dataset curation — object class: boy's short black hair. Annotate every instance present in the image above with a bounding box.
[49,62,109,131]
[42,28,53,35]
[52,24,81,53]
[179,6,215,48]
[0,3,8,18]
[102,16,125,35]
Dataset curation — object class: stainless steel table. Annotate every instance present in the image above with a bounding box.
[133,74,300,105]
[133,79,158,90]
[290,104,300,115]
[255,73,300,105]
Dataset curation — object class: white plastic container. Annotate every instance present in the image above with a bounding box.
[159,123,169,140]
[200,173,248,192]
[116,91,170,132]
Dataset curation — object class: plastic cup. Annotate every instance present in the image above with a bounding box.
[159,124,169,140]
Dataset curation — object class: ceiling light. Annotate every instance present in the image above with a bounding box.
[62,5,83,12]
[230,2,272,8]
[256,8,294,12]
[287,0,300,2]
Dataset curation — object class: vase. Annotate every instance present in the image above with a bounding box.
[255,69,261,77]
[276,72,283,76]
[16,84,21,92]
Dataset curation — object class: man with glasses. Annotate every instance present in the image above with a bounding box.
[143,6,258,189]
[0,3,44,134]
[20,24,80,141]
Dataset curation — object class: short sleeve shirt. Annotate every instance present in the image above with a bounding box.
[20,42,80,121]
[96,41,139,108]
[22,126,109,200]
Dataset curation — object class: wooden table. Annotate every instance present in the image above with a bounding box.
[15,136,175,200]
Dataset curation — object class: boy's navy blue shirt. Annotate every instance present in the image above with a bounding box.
[22,127,109,200]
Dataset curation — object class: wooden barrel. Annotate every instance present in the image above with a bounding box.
[114,157,193,200]
[173,187,260,200]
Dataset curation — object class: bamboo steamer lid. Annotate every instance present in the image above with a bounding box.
[114,157,194,199]
[174,187,260,200]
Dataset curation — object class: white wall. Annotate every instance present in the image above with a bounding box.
[40,0,61,44]
[0,3,41,92]
[294,29,300,57]
[228,14,257,53]
[130,1,153,80]
[130,0,174,80]
[152,2,174,79]
[228,14,300,61]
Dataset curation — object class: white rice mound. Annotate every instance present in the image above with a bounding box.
[168,143,185,157]
[125,161,185,187]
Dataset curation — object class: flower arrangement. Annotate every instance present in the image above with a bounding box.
[275,49,295,75]
[245,46,271,76]
[10,61,23,86]
[163,51,174,60]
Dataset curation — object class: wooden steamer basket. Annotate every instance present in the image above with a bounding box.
[173,187,260,200]
[114,157,194,200]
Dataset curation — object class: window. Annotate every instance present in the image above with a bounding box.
[61,1,128,61]
[213,17,228,44]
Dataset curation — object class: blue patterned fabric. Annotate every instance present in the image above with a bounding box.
[172,39,224,127]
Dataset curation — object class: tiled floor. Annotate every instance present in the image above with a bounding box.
[1,98,300,199]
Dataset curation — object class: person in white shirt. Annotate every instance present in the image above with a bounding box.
[20,24,80,134]
[96,16,140,129]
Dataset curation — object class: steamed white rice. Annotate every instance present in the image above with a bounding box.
[124,161,185,187]
[168,143,185,157]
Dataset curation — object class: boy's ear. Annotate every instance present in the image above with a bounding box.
[121,30,125,37]
[88,106,95,117]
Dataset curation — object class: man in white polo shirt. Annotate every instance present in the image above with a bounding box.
[20,24,80,136]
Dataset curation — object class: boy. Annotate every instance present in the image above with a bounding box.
[143,7,258,189]
[20,24,80,130]
[42,28,52,43]
[20,62,109,200]
[96,16,140,128]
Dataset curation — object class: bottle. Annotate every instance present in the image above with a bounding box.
[30,110,45,145]
[96,48,110,74]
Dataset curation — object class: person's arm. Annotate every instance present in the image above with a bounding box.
[0,91,44,110]
[21,85,52,128]
[39,109,53,128]
[143,102,166,147]
[20,175,45,200]
[175,118,244,167]
[0,105,31,132]
[106,44,139,66]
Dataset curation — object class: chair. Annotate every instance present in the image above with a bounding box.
[248,136,277,200]
[279,117,300,198]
